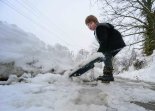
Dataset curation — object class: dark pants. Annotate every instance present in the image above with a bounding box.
[103,50,120,69]
[103,52,113,68]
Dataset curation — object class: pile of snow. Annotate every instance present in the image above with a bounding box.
[0,21,73,77]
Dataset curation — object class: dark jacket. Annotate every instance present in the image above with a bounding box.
[94,23,126,56]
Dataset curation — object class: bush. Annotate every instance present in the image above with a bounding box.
[133,59,146,70]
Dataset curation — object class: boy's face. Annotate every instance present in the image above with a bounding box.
[86,21,97,31]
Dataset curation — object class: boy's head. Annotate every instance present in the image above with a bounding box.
[85,15,99,31]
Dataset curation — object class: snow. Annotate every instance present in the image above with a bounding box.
[0,73,155,111]
[0,21,155,111]
[68,52,104,77]
[116,52,155,83]
[0,21,73,74]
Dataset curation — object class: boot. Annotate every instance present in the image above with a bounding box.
[97,67,114,82]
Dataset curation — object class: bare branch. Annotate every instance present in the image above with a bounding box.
[120,25,145,33]
[104,0,118,14]
[133,47,143,50]
[123,31,145,37]
[136,0,152,13]
[112,13,146,25]
[128,39,145,46]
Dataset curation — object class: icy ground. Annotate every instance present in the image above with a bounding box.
[0,73,155,111]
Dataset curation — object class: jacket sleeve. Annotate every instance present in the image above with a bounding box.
[96,25,108,52]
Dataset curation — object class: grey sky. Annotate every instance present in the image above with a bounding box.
[0,0,100,52]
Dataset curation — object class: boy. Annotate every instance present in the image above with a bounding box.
[85,15,126,82]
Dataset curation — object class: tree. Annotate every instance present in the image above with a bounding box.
[96,0,155,55]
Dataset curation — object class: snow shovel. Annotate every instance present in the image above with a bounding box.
[69,56,104,78]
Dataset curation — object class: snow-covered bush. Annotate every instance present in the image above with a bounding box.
[112,48,147,74]
[133,59,146,70]
[74,49,90,63]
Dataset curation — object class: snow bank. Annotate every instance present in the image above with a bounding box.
[0,21,73,77]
